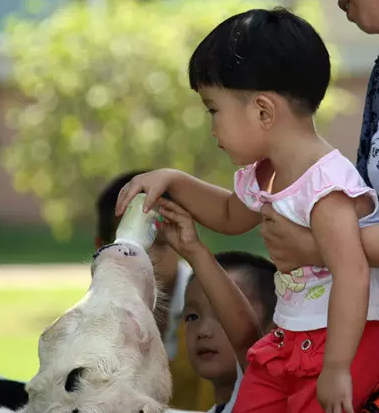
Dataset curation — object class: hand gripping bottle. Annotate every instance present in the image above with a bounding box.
[114,193,162,250]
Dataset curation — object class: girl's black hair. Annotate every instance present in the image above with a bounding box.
[189,7,330,115]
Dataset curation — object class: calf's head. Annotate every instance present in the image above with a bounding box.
[23,243,169,413]
[91,243,157,310]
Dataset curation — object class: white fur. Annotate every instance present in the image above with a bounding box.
[2,243,171,413]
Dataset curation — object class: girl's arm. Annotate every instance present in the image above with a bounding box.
[311,192,369,413]
[116,168,261,235]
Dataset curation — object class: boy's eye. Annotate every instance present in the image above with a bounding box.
[184,313,198,323]
[207,109,218,115]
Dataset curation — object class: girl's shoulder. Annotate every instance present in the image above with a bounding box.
[276,150,378,227]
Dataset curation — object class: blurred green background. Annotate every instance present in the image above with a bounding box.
[0,223,266,265]
[0,0,372,383]
[0,287,85,380]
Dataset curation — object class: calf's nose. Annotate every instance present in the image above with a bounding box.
[93,243,137,261]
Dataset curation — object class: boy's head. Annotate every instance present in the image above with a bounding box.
[95,171,178,288]
[183,251,276,384]
[189,8,330,166]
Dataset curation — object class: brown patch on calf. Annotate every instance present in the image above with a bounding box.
[115,306,152,354]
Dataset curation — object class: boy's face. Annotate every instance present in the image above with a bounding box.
[198,86,267,167]
[338,0,379,33]
[183,276,237,384]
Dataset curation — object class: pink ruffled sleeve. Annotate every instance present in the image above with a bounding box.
[294,156,378,227]
[234,163,263,212]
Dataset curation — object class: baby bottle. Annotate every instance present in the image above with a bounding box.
[114,193,162,250]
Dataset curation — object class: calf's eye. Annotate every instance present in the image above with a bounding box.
[65,367,85,392]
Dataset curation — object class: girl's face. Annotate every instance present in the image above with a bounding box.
[198,86,268,167]
[338,0,379,34]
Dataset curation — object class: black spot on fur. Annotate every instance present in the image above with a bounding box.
[92,244,114,260]
[65,367,85,392]
[0,379,28,410]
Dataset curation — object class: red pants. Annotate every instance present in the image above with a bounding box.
[233,322,379,413]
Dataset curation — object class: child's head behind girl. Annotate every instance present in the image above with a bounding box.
[183,251,276,407]
[189,7,331,167]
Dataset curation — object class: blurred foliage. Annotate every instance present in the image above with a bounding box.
[0,221,266,264]
[0,222,94,263]
[1,0,357,239]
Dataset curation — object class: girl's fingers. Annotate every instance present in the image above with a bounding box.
[342,398,354,413]
[332,403,342,413]
[143,189,162,213]
[116,183,142,216]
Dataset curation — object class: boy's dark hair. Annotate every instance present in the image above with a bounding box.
[96,170,170,244]
[187,251,276,329]
[189,7,330,115]
[214,251,277,329]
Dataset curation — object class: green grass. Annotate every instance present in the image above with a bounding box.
[0,287,87,381]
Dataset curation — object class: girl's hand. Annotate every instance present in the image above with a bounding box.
[260,204,324,272]
[157,198,203,260]
[115,168,181,216]
[317,366,354,413]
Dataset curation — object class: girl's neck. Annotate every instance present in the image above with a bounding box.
[213,380,235,406]
[265,117,333,190]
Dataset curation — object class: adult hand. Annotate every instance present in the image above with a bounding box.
[260,204,324,272]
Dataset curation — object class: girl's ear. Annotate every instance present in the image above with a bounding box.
[254,94,275,130]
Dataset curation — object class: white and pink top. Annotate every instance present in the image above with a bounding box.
[235,149,379,331]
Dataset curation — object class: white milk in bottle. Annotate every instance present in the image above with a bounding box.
[114,193,162,250]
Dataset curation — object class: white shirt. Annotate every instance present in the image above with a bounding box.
[163,260,192,360]
[235,150,379,331]
[206,363,244,413]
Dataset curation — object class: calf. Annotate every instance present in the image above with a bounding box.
[1,242,171,413]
